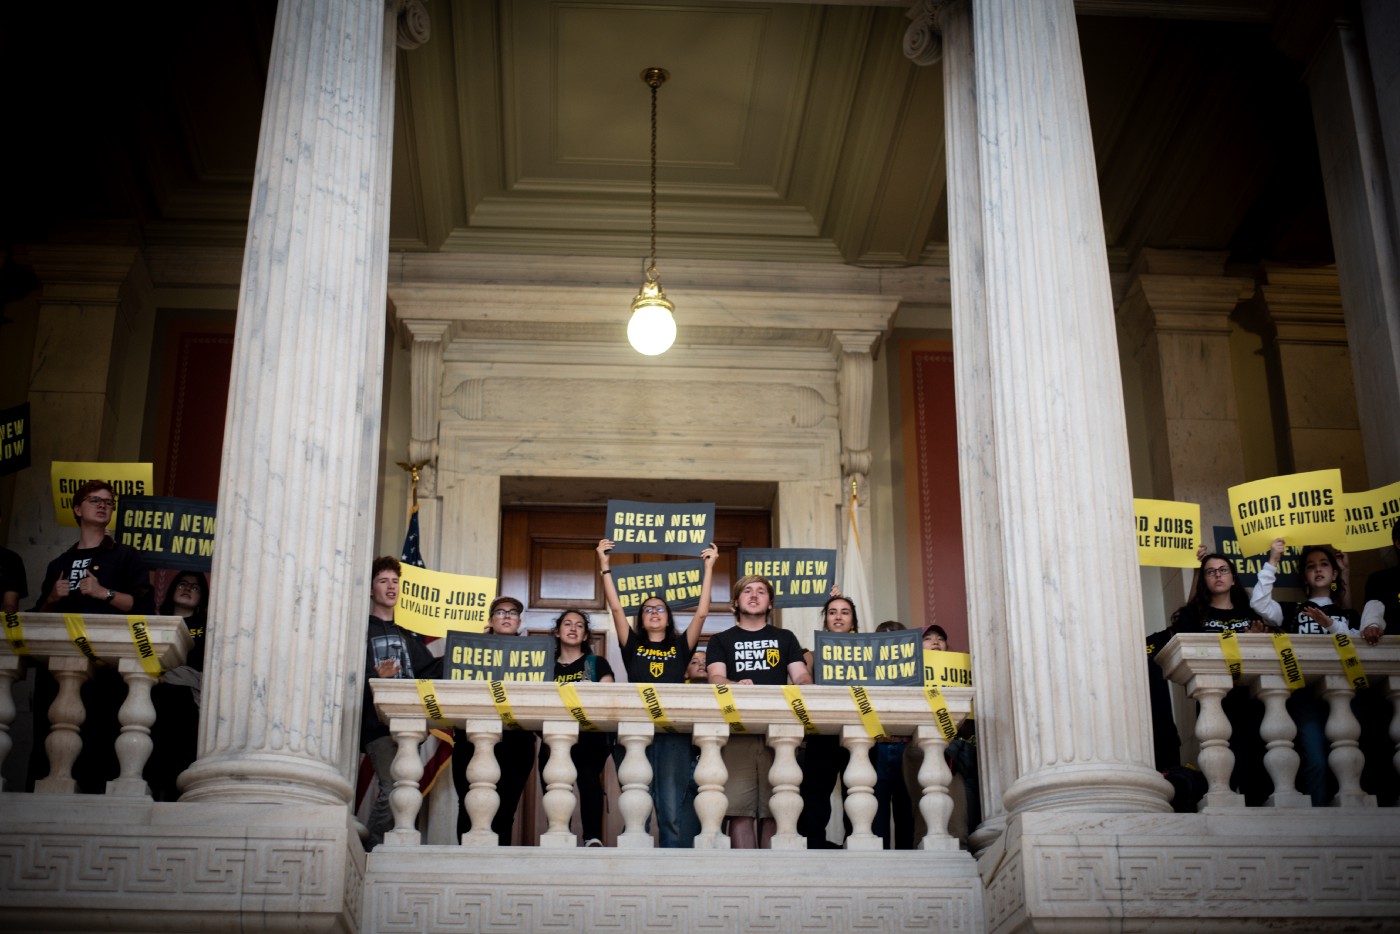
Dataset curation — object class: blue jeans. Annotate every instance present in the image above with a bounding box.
[1288,689,1331,806]
[649,732,696,847]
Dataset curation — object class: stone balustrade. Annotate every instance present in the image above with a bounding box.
[369,679,972,850]
[1155,633,1400,809]
[0,612,192,795]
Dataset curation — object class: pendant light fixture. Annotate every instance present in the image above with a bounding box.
[627,67,676,356]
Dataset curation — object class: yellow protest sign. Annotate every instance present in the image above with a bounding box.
[923,650,973,688]
[1227,469,1343,557]
[1133,499,1201,568]
[51,462,154,528]
[394,563,496,639]
[1338,481,1400,552]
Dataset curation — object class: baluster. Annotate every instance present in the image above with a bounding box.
[766,723,806,849]
[0,656,23,791]
[461,718,503,847]
[108,658,157,797]
[384,717,426,846]
[840,725,880,850]
[1322,675,1375,807]
[35,656,91,794]
[540,719,580,847]
[1256,675,1307,808]
[691,722,730,849]
[1188,673,1243,809]
[914,725,956,850]
[616,721,655,848]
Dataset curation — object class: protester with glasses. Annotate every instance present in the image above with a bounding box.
[31,479,155,793]
[596,538,718,847]
[452,594,538,844]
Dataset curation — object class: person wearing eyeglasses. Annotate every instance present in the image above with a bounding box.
[596,538,717,847]
[146,570,212,801]
[452,594,538,845]
[30,478,155,793]
[37,479,153,615]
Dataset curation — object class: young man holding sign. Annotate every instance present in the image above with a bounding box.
[705,574,810,849]
[360,557,441,849]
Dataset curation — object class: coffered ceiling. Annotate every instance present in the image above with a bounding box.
[2,0,1340,272]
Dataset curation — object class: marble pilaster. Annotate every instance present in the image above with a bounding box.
[1308,17,1400,485]
[1116,249,1253,606]
[12,245,153,588]
[924,0,1016,849]
[967,0,1170,815]
[1257,265,1370,490]
[832,328,880,617]
[180,0,400,806]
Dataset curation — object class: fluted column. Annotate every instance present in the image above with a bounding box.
[920,0,1018,847]
[969,0,1170,814]
[1307,14,1400,485]
[181,0,401,805]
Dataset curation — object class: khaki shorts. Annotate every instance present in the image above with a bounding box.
[721,733,774,819]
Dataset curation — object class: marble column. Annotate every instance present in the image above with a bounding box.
[1257,265,1370,490]
[1307,15,1400,485]
[181,0,401,805]
[1116,249,1253,605]
[12,245,153,584]
[909,0,1017,847]
[966,0,1171,815]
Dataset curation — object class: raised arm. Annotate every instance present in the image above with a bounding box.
[682,543,719,651]
[1249,537,1286,627]
[596,539,630,646]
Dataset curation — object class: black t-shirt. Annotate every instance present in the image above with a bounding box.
[554,654,614,683]
[705,623,805,685]
[1171,603,1262,634]
[35,537,154,614]
[0,546,27,601]
[361,616,443,748]
[1364,565,1400,635]
[1278,600,1356,635]
[622,630,688,684]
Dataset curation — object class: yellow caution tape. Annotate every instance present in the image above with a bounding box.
[488,679,524,730]
[849,685,888,740]
[415,678,451,727]
[557,682,600,732]
[712,683,747,734]
[1331,633,1368,691]
[3,611,29,656]
[63,613,100,663]
[923,683,957,741]
[1270,631,1305,692]
[124,615,163,677]
[1218,631,1243,681]
[637,684,677,734]
[783,685,819,735]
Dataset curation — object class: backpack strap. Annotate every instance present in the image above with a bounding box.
[585,654,598,682]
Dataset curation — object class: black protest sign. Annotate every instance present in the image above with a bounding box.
[443,631,553,681]
[0,402,31,476]
[115,496,217,571]
[736,548,837,608]
[1213,525,1302,589]
[812,630,922,686]
[605,500,715,556]
[611,558,705,616]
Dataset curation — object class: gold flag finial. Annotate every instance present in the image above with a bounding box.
[396,461,427,507]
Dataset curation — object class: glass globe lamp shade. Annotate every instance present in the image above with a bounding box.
[627,282,676,356]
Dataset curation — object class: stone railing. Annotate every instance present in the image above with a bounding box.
[369,679,973,850]
[0,612,192,795]
[1155,633,1399,809]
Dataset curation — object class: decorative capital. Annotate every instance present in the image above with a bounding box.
[904,0,952,67]
[396,0,431,51]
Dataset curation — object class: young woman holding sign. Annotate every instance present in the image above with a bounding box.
[799,592,859,848]
[1251,539,1355,806]
[1168,549,1271,804]
[596,538,717,847]
[539,608,615,846]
